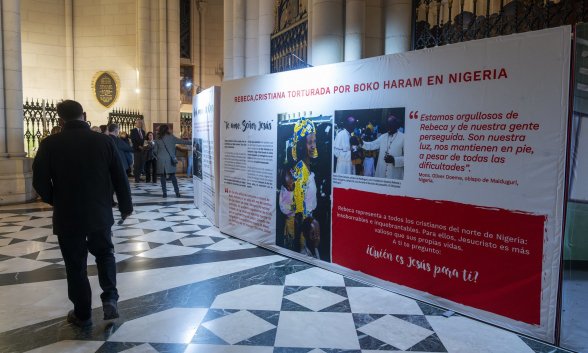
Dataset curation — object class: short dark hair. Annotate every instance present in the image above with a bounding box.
[56,100,83,121]
[108,123,119,133]
[99,125,107,133]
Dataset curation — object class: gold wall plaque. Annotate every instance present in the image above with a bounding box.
[92,71,120,108]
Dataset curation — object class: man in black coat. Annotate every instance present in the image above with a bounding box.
[130,118,146,183]
[32,100,133,328]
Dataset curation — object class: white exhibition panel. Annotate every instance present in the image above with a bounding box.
[193,86,221,226]
[218,27,571,342]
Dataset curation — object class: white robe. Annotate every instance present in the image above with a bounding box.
[362,131,404,179]
[333,129,353,174]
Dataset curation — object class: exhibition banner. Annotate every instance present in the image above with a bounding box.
[219,27,570,341]
[193,86,221,226]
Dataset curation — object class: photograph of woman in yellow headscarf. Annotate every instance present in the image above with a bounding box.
[276,114,332,261]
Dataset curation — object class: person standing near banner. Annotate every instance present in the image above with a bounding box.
[130,119,146,182]
[333,116,356,174]
[362,115,405,179]
[153,124,191,197]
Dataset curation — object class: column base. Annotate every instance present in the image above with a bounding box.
[0,157,37,205]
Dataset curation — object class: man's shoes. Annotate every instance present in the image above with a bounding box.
[103,300,119,320]
[162,193,167,198]
[67,310,92,328]
[175,192,181,198]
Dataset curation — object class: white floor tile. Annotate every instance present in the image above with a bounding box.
[180,236,215,247]
[137,244,201,258]
[347,287,423,315]
[427,316,535,353]
[358,315,433,350]
[15,218,53,227]
[36,249,63,260]
[205,239,256,252]
[26,211,54,218]
[0,258,53,273]
[45,234,58,243]
[179,209,205,217]
[158,207,183,213]
[202,310,275,344]
[108,308,207,344]
[211,285,284,311]
[131,230,188,244]
[0,226,23,234]
[285,267,345,287]
[114,242,150,253]
[0,238,12,246]
[1,216,32,223]
[0,240,57,257]
[184,218,213,226]
[118,343,159,353]
[195,227,226,238]
[23,340,103,353]
[134,205,163,212]
[8,228,53,241]
[129,211,167,220]
[163,215,191,222]
[184,345,273,353]
[275,312,359,349]
[285,287,346,312]
[171,224,203,233]
[113,228,145,237]
[130,220,175,230]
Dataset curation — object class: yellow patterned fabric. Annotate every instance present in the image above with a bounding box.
[292,160,310,215]
[292,118,318,160]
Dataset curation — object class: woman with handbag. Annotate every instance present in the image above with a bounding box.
[153,124,191,197]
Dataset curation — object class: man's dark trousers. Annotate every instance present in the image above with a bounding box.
[58,228,119,321]
[133,151,144,182]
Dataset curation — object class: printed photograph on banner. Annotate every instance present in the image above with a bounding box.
[334,108,405,180]
[276,113,333,262]
[193,137,203,180]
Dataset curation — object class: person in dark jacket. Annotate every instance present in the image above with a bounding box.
[130,119,146,182]
[143,131,157,183]
[108,124,133,172]
[32,100,133,328]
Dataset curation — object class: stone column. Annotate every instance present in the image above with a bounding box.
[224,0,234,80]
[167,0,181,128]
[384,0,412,54]
[365,0,383,58]
[64,0,74,99]
[345,0,365,61]
[232,0,246,79]
[311,0,344,66]
[0,0,35,204]
[0,0,6,158]
[137,0,152,127]
[245,0,259,77]
[258,0,273,75]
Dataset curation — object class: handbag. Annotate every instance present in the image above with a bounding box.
[162,139,178,166]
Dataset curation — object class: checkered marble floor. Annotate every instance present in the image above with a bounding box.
[0,178,571,353]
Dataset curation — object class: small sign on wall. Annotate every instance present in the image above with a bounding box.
[92,71,120,108]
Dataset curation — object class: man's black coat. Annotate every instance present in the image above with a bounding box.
[33,120,133,236]
[130,128,145,152]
